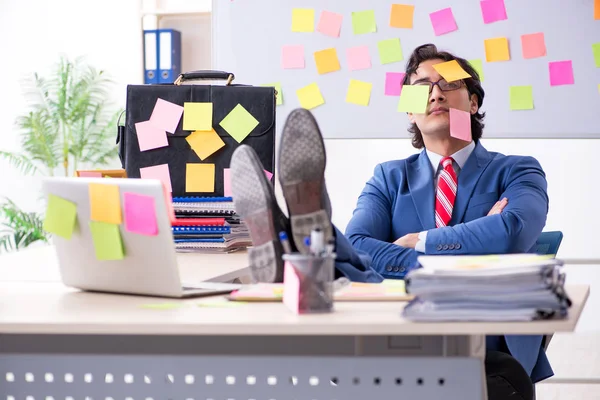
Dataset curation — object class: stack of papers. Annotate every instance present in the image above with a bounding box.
[402,254,571,322]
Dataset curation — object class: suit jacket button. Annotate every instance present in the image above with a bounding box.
[400,267,406,272]
[386,266,393,272]
[455,243,461,249]
[436,244,443,251]
[393,267,400,272]
[442,244,449,250]
[448,244,455,250]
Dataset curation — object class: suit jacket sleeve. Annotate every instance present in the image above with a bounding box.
[425,156,548,254]
[345,164,419,278]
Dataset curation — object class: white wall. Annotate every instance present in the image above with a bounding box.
[0,0,143,213]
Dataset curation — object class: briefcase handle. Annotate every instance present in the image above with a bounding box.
[174,70,235,86]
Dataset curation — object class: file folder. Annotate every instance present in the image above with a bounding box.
[143,30,158,84]
[158,29,182,84]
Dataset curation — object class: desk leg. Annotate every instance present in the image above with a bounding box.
[0,333,487,400]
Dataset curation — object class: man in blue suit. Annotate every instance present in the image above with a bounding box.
[230,43,547,400]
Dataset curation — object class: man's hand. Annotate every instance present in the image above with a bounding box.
[488,197,508,216]
[394,232,420,249]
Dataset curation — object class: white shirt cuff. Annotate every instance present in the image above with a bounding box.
[415,230,427,253]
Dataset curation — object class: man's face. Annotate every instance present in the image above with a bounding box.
[407,58,479,139]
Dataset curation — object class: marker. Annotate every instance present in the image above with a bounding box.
[325,237,335,257]
[310,228,324,256]
[279,231,292,254]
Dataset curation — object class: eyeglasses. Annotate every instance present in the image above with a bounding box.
[412,78,463,94]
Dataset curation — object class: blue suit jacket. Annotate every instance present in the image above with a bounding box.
[344,141,553,383]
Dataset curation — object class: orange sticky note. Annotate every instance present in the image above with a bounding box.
[432,60,472,82]
[596,0,600,20]
[521,33,546,59]
[89,183,122,224]
[484,37,510,62]
[296,83,325,110]
[314,48,341,74]
[186,129,225,160]
[186,163,215,193]
[390,4,414,28]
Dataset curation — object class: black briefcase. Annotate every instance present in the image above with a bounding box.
[117,70,276,197]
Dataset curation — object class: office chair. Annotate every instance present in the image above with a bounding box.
[532,231,563,400]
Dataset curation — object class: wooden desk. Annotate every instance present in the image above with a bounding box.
[0,247,590,400]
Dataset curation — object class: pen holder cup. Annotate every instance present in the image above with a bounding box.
[282,253,336,314]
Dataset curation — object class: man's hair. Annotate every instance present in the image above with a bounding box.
[402,43,486,149]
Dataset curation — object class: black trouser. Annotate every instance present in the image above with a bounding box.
[486,350,534,400]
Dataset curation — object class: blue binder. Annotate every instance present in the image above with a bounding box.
[143,30,158,84]
[157,29,182,84]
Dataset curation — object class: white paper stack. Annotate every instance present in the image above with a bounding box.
[402,254,571,322]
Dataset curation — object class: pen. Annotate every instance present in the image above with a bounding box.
[310,228,324,256]
[325,237,335,257]
[279,231,292,254]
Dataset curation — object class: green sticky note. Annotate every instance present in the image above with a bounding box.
[397,85,429,113]
[352,10,376,34]
[43,194,77,239]
[141,303,184,310]
[219,104,260,143]
[262,82,283,106]
[510,86,534,110]
[377,38,403,64]
[593,43,600,68]
[89,221,125,260]
[468,59,484,82]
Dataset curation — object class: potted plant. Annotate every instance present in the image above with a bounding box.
[0,56,122,252]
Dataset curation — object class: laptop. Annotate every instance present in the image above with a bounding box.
[41,177,242,298]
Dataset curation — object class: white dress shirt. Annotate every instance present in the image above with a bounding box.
[414,141,476,253]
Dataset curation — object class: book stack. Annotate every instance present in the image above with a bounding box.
[402,254,572,322]
[170,197,251,253]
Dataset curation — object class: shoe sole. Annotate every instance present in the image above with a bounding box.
[230,146,283,283]
[278,109,333,254]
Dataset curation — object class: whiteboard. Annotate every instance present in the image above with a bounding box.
[213,0,600,139]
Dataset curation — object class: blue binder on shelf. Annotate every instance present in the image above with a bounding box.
[157,28,181,84]
[143,30,158,84]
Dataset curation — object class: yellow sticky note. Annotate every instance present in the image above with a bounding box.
[377,38,403,64]
[292,8,314,32]
[296,83,325,110]
[397,85,429,113]
[314,48,341,74]
[186,129,225,161]
[262,82,283,106]
[432,60,472,83]
[89,221,125,261]
[183,102,213,131]
[186,163,215,193]
[484,37,510,62]
[89,183,122,224]
[468,59,484,82]
[390,4,414,28]
[598,84,600,93]
[219,104,260,143]
[346,79,372,106]
[43,194,77,239]
[510,86,534,110]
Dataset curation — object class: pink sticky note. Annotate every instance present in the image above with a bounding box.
[480,0,507,24]
[385,72,406,96]
[317,10,343,37]
[549,60,574,86]
[346,46,371,71]
[124,192,158,236]
[149,98,184,134]
[449,108,472,142]
[521,33,546,59]
[78,171,103,177]
[282,261,301,314]
[282,45,305,69]
[135,120,168,151]
[140,164,172,192]
[429,8,458,36]
[224,168,273,197]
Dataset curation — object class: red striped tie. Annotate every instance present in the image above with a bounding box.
[435,156,457,228]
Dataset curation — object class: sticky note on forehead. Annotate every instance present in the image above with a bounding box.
[397,85,429,114]
[432,60,471,83]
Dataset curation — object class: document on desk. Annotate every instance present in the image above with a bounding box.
[403,254,571,322]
